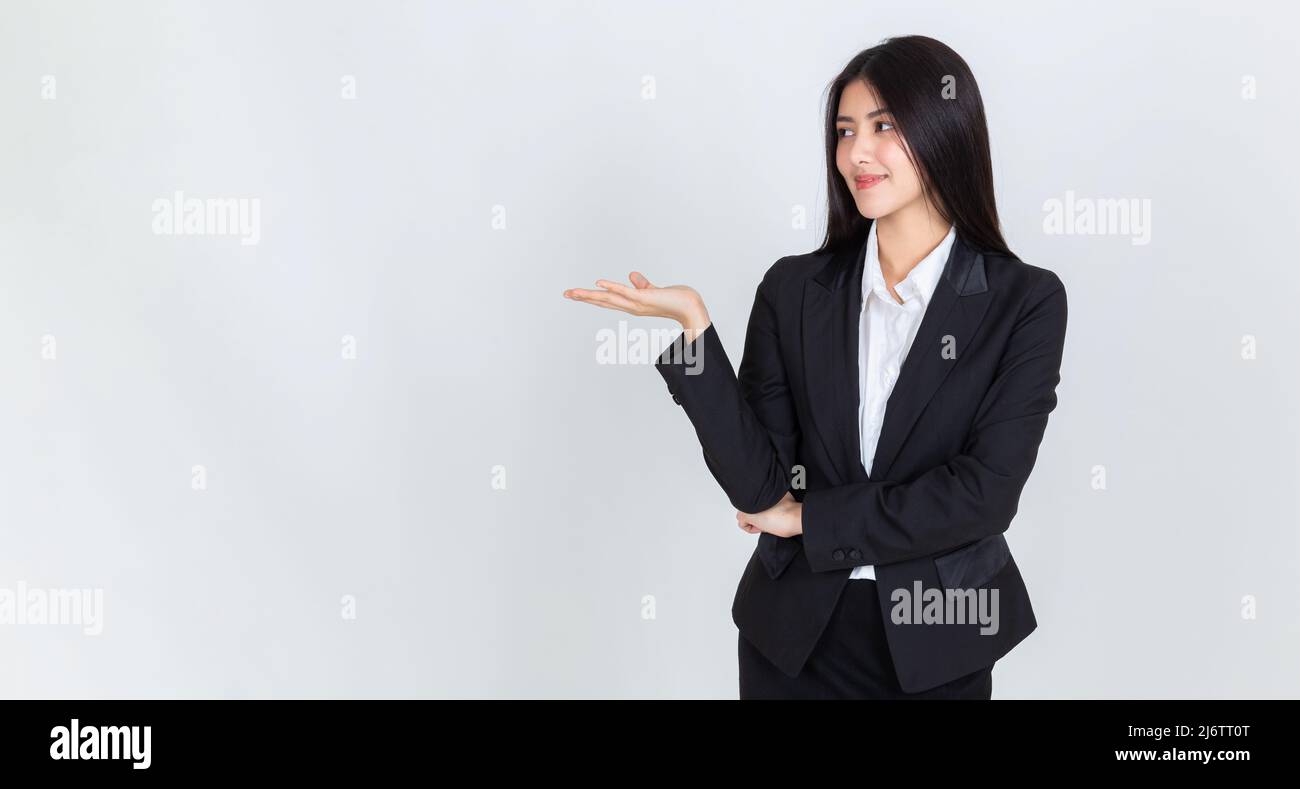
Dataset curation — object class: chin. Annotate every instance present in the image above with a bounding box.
[856,203,896,221]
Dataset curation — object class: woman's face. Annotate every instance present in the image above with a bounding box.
[835,79,927,220]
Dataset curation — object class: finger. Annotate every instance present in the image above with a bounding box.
[566,288,641,314]
[595,279,643,299]
[567,289,623,308]
[629,271,655,289]
[589,281,645,312]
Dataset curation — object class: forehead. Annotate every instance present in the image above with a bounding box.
[837,79,884,115]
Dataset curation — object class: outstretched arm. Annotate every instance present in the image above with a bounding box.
[565,265,800,519]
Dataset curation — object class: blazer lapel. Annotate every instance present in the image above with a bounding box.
[868,229,992,481]
[755,238,863,581]
[801,236,866,488]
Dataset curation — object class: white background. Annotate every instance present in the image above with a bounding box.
[1,0,1297,698]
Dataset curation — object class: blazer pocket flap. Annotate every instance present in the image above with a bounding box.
[934,533,1011,590]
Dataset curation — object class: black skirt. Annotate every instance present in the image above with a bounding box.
[738,578,994,699]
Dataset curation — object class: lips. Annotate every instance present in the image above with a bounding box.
[855,174,888,190]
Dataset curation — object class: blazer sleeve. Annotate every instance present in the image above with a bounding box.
[653,264,800,515]
[800,269,1068,572]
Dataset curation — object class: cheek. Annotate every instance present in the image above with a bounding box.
[835,146,852,178]
[878,140,912,178]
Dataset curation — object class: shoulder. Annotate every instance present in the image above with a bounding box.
[981,252,1067,340]
[754,248,837,298]
[981,251,1066,313]
[982,251,1064,292]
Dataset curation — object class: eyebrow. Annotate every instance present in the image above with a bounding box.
[836,109,891,122]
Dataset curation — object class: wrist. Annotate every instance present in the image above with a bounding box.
[679,302,711,340]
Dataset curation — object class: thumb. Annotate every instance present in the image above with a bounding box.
[629,271,655,289]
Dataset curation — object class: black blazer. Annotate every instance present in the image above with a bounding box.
[653,220,1067,693]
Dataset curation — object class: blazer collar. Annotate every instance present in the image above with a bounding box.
[812,220,987,295]
[802,220,992,485]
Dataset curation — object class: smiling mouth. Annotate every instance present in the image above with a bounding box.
[855,175,888,190]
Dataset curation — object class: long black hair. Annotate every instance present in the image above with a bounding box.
[815,35,1016,260]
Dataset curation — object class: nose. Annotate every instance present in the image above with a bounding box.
[851,132,876,166]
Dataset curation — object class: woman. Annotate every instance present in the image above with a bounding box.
[564,35,1067,699]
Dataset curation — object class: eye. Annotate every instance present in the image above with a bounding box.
[836,127,854,138]
[876,120,894,132]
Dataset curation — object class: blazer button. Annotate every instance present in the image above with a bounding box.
[848,548,861,560]
[671,393,682,405]
[832,549,845,561]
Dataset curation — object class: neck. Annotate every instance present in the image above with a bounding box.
[874,203,951,287]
